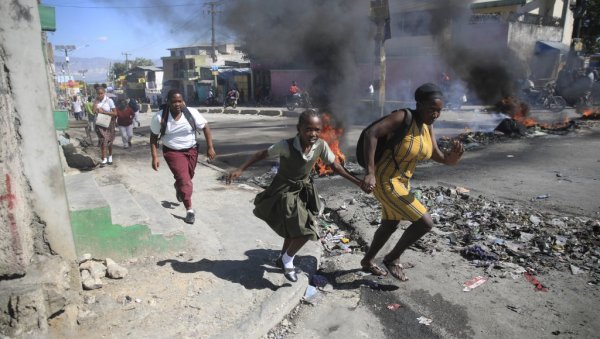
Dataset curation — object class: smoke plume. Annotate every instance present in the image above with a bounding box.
[221,0,373,115]
[425,1,527,103]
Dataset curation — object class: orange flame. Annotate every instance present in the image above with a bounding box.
[314,113,345,176]
[582,107,600,119]
[501,96,572,129]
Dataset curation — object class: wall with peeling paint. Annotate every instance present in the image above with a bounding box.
[0,0,76,278]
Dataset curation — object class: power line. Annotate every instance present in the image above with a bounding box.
[44,2,206,9]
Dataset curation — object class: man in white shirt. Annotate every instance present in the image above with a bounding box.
[150,89,216,224]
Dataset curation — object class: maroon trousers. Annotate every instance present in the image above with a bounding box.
[163,146,198,209]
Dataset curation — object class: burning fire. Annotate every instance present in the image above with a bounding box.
[582,107,600,119]
[314,113,345,176]
[498,96,572,130]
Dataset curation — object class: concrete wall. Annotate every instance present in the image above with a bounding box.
[0,0,76,278]
[508,21,563,66]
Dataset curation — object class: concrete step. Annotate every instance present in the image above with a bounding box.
[97,184,149,227]
[64,172,109,212]
[131,191,184,237]
[64,173,185,259]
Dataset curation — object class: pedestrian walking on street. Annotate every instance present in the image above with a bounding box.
[84,96,95,141]
[360,83,464,281]
[93,84,117,166]
[116,98,135,149]
[149,89,216,225]
[71,95,83,120]
[129,98,141,128]
[226,110,367,282]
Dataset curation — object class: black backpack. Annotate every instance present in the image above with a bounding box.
[356,109,413,170]
[158,105,201,150]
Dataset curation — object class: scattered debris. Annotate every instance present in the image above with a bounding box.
[570,264,584,275]
[342,186,599,283]
[506,305,520,313]
[524,272,549,292]
[310,275,329,288]
[463,276,487,292]
[106,258,128,279]
[417,316,433,326]
[386,303,402,311]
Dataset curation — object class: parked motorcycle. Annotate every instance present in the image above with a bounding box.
[521,82,567,112]
[223,96,238,109]
[204,95,220,106]
[285,92,312,111]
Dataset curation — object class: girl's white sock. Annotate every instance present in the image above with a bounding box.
[282,252,294,269]
[101,158,107,164]
[108,155,113,162]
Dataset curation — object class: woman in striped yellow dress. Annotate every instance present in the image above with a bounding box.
[360,83,464,281]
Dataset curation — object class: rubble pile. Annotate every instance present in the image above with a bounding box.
[347,187,600,283]
[78,254,129,290]
[438,131,511,151]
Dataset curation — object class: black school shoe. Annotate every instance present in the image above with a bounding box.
[184,211,195,224]
[283,268,298,282]
[274,256,302,282]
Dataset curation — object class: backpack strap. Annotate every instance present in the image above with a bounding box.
[159,105,169,140]
[182,107,197,135]
[386,109,413,170]
[159,106,197,140]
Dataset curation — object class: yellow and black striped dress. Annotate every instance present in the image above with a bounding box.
[373,120,432,222]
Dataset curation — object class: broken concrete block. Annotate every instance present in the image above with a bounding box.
[105,258,128,279]
[79,260,106,280]
[0,286,48,337]
[77,253,92,264]
[80,270,102,290]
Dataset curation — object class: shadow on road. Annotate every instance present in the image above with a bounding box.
[157,249,317,291]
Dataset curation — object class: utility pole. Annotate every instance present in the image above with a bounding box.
[55,45,76,96]
[204,1,222,63]
[370,0,391,117]
[122,52,132,70]
[78,69,88,97]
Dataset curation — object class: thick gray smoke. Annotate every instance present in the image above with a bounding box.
[425,1,527,104]
[221,0,373,115]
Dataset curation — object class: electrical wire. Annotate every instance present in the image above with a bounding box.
[43,2,207,9]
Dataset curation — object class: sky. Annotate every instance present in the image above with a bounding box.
[45,0,232,63]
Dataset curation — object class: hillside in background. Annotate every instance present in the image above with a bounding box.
[54,57,162,83]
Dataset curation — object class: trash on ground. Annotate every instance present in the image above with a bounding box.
[463,276,487,292]
[417,316,433,326]
[387,303,401,311]
[311,274,329,288]
[524,272,549,292]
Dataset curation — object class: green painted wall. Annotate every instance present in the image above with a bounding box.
[70,207,185,259]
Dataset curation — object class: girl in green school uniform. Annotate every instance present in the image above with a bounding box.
[227,110,367,282]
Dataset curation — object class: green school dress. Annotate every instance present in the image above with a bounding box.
[253,138,327,241]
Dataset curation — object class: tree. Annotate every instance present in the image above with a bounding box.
[110,57,154,78]
[582,0,600,53]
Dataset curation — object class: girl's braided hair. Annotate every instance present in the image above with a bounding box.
[297,109,320,127]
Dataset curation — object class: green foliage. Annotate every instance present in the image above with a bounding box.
[582,0,600,53]
[110,57,155,78]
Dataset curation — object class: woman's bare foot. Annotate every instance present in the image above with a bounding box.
[383,258,414,281]
[360,258,388,276]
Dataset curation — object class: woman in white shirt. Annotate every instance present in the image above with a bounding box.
[149,89,216,224]
[93,84,117,166]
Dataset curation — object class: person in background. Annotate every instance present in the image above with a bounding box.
[93,84,117,166]
[116,98,136,149]
[129,97,141,128]
[360,83,464,281]
[84,96,95,141]
[71,95,83,120]
[289,81,301,99]
[149,89,216,224]
[226,110,368,282]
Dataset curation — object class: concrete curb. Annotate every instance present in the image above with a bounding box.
[213,242,321,339]
[195,106,304,117]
